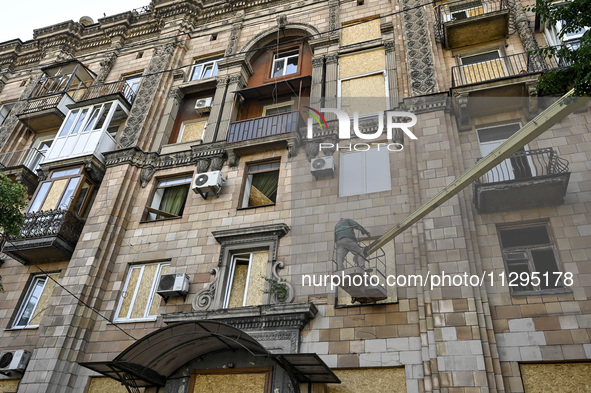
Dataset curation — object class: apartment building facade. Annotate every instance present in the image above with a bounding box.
[0,0,589,392]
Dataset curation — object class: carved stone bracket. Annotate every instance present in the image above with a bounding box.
[196,159,210,173]
[454,93,471,131]
[268,261,295,305]
[192,268,220,311]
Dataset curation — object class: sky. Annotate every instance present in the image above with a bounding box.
[1,1,148,44]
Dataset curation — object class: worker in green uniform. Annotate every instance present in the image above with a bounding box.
[334,218,371,271]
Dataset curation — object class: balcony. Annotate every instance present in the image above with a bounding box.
[0,147,44,195]
[473,148,570,213]
[435,0,510,49]
[2,209,86,264]
[75,80,137,108]
[18,61,95,132]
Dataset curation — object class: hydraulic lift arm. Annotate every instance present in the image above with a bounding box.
[366,89,587,255]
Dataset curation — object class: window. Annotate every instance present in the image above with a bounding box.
[190,58,220,81]
[124,74,142,102]
[223,251,268,308]
[177,119,208,143]
[27,137,53,173]
[13,273,60,328]
[459,50,506,84]
[271,51,299,78]
[28,166,97,216]
[241,161,280,208]
[145,175,192,221]
[339,147,391,197]
[115,262,169,322]
[0,102,15,125]
[445,0,485,22]
[498,223,564,293]
[477,123,534,182]
[262,101,293,116]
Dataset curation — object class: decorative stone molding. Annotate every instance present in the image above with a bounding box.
[328,0,339,35]
[192,268,220,311]
[196,159,210,173]
[225,21,243,56]
[95,53,117,83]
[0,76,40,150]
[401,93,449,114]
[268,261,295,305]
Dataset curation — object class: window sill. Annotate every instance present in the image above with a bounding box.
[237,204,276,211]
[111,317,158,324]
[6,325,39,331]
[509,287,572,297]
[140,216,183,224]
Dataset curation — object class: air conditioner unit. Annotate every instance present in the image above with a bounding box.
[157,273,190,297]
[195,97,213,113]
[192,170,226,198]
[0,350,31,376]
[310,156,334,179]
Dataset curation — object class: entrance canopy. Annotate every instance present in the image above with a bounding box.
[80,320,339,387]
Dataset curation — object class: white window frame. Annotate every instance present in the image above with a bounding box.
[240,161,281,208]
[13,274,58,329]
[190,58,221,81]
[262,101,293,116]
[339,147,392,197]
[271,51,299,78]
[26,135,55,173]
[0,102,15,126]
[177,119,208,143]
[145,175,192,221]
[223,253,255,308]
[114,262,170,323]
[443,0,486,22]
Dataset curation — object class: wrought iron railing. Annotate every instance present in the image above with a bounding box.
[0,147,44,172]
[227,111,303,143]
[77,80,136,105]
[451,51,561,88]
[29,73,92,100]
[6,209,86,245]
[435,0,508,43]
[21,94,63,115]
[475,147,569,185]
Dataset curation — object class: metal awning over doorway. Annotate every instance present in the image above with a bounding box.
[80,320,339,391]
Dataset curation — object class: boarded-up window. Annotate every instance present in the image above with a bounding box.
[13,273,60,328]
[241,161,280,208]
[223,251,268,308]
[341,18,381,46]
[521,363,591,393]
[87,378,133,393]
[189,368,272,393]
[178,118,208,143]
[328,368,406,393]
[0,379,19,393]
[115,262,169,322]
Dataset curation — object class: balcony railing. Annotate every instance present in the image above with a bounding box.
[29,73,92,100]
[6,209,86,245]
[77,80,137,106]
[451,51,561,88]
[475,148,569,185]
[0,147,44,172]
[228,111,303,143]
[21,94,64,115]
[435,0,508,43]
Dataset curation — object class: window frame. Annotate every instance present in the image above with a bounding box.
[239,160,281,210]
[177,118,208,144]
[114,262,170,323]
[12,273,60,329]
[338,147,392,197]
[123,73,142,102]
[264,44,304,83]
[271,50,300,78]
[0,102,15,126]
[497,222,567,295]
[190,57,221,81]
[261,101,293,116]
[143,174,193,222]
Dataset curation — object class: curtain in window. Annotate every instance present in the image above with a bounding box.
[158,185,189,218]
[252,171,278,201]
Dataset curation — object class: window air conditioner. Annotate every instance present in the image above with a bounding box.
[0,349,31,376]
[157,273,190,297]
[310,156,335,179]
[192,170,226,198]
[195,97,213,113]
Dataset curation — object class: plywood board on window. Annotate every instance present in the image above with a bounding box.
[0,379,19,393]
[148,264,168,316]
[327,368,406,393]
[118,268,140,319]
[341,18,381,46]
[521,363,591,393]
[228,263,249,308]
[340,74,387,116]
[245,251,268,306]
[87,377,134,393]
[130,264,158,319]
[41,178,68,211]
[191,370,269,393]
[339,49,386,79]
[30,273,59,326]
[180,119,207,143]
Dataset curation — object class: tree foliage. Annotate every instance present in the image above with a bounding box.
[0,172,26,236]
[529,0,591,96]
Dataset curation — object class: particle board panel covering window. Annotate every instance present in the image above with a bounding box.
[341,18,381,46]
[115,262,169,322]
[87,377,131,393]
[189,368,272,393]
[178,118,208,143]
[224,251,268,308]
[0,379,19,393]
[520,363,591,393]
[327,368,406,393]
[339,49,388,115]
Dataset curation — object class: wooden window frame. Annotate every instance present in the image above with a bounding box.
[238,160,281,210]
[142,174,192,222]
[263,43,304,84]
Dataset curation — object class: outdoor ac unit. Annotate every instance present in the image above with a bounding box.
[157,273,190,297]
[195,97,213,113]
[192,170,226,197]
[0,349,31,376]
[310,156,334,179]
